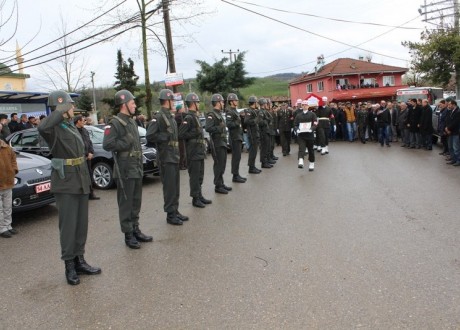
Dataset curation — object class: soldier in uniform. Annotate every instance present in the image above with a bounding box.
[245,96,262,173]
[178,93,212,208]
[294,99,318,171]
[257,98,272,168]
[38,90,101,285]
[206,94,232,194]
[316,96,333,154]
[225,93,247,183]
[277,103,293,156]
[146,89,189,225]
[267,99,279,162]
[102,90,152,249]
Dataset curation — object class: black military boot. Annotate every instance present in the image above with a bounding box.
[74,255,102,275]
[124,232,141,249]
[192,197,205,208]
[232,175,245,183]
[133,225,153,242]
[215,186,228,194]
[223,184,232,191]
[249,167,261,174]
[64,259,80,285]
[199,195,212,204]
[177,211,189,221]
[272,156,279,160]
[167,213,183,225]
[261,163,273,168]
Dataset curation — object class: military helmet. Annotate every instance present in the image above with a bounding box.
[48,90,74,111]
[258,98,267,105]
[248,96,258,103]
[159,89,175,101]
[185,93,200,102]
[227,93,239,101]
[114,90,135,106]
[211,94,224,102]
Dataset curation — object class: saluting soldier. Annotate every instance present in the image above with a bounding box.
[225,93,246,183]
[102,90,152,249]
[146,89,189,225]
[277,103,293,156]
[245,96,262,173]
[205,93,232,194]
[38,90,101,286]
[178,93,212,208]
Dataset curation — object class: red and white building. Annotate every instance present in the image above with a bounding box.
[289,57,408,104]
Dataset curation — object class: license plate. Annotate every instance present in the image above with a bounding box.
[35,182,51,193]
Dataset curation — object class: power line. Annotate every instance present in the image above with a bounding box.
[247,14,421,75]
[232,0,422,30]
[0,0,128,64]
[221,0,410,62]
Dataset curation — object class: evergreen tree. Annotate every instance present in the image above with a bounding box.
[195,52,255,100]
[75,87,93,112]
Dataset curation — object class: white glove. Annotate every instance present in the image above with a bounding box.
[276,129,279,134]
[333,125,337,131]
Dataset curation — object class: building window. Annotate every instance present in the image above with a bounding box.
[360,78,378,88]
[306,84,313,93]
[317,81,324,92]
[383,75,395,86]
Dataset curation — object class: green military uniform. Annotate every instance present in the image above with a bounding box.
[244,106,260,172]
[357,106,369,143]
[178,110,206,200]
[205,107,228,190]
[38,105,91,261]
[102,113,143,233]
[257,103,271,167]
[146,107,182,220]
[267,107,278,161]
[226,106,244,179]
[277,106,293,155]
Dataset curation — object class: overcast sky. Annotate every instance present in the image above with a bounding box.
[1,0,435,91]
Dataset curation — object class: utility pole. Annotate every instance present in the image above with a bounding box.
[221,49,240,63]
[418,0,455,27]
[162,0,178,93]
[90,71,98,123]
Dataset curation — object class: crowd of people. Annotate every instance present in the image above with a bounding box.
[1,88,459,286]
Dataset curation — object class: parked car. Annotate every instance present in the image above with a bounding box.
[12,151,55,213]
[6,126,159,190]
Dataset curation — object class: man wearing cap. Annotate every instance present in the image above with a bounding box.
[206,94,232,194]
[178,93,212,208]
[226,93,246,183]
[316,96,333,154]
[38,90,101,285]
[277,103,293,156]
[103,90,153,248]
[295,99,318,171]
[147,89,189,225]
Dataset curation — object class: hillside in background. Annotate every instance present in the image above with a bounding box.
[238,77,290,99]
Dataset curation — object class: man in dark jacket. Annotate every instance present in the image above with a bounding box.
[445,99,460,166]
[74,115,100,200]
[419,99,434,150]
[407,98,422,148]
[436,100,449,155]
[377,104,391,147]
[0,114,11,141]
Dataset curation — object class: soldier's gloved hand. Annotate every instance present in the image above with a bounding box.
[276,129,279,134]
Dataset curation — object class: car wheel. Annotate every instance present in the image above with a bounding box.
[92,162,114,189]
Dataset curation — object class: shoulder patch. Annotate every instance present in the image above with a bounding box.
[207,116,213,119]
[104,125,111,135]
[151,118,157,122]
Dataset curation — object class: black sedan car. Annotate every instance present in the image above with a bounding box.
[6,126,159,190]
[13,151,55,213]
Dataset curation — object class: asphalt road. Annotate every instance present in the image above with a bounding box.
[1,141,460,329]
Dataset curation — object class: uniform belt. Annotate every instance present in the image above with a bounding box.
[64,156,85,166]
[187,138,205,144]
[168,141,179,147]
[318,117,330,120]
[118,150,142,158]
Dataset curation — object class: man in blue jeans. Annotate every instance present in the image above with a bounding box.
[445,99,460,166]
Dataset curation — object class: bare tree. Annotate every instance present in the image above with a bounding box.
[36,13,88,92]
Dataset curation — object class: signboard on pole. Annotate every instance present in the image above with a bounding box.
[165,73,184,87]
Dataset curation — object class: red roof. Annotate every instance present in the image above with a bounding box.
[290,58,407,85]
